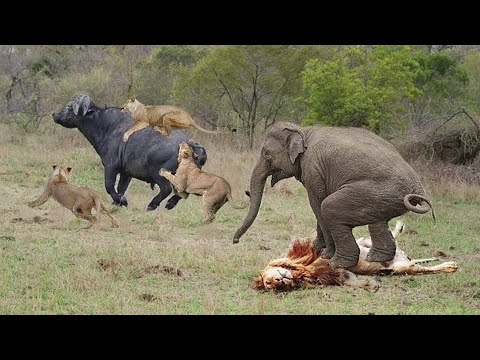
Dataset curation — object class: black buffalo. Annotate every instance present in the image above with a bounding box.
[52,94,207,211]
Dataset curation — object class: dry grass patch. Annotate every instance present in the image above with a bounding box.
[0,125,479,314]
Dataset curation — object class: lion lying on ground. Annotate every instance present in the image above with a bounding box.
[159,142,246,223]
[255,221,458,292]
[28,165,119,228]
[121,98,221,141]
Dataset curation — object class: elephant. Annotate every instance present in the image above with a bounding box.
[233,122,435,269]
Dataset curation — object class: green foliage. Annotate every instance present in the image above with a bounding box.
[0,44,477,152]
[151,45,204,65]
[413,51,468,98]
[302,45,420,133]
[461,50,480,113]
[173,45,312,147]
[131,45,208,105]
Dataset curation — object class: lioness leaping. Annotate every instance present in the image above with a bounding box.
[28,165,119,228]
[159,142,247,223]
[121,98,221,141]
[255,220,458,292]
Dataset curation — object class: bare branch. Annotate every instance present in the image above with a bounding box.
[460,108,480,131]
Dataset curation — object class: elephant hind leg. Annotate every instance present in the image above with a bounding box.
[366,221,396,262]
[321,182,405,268]
[306,189,335,258]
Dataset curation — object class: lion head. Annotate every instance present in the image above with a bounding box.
[122,98,141,114]
[254,237,327,291]
[178,142,195,162]
[51,164,72,183]
[254,266,295,290]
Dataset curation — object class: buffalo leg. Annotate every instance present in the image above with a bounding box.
[147,177,172,211]
[104,167,123,206]
[116,173,131,207]
[165,194,182,210]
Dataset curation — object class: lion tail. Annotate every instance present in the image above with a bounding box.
[191,117,224,134]
[93,195,102,219]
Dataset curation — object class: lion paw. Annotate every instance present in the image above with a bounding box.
[364,278,380,292]
[159,168,168,177]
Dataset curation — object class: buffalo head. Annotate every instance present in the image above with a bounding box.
[53,94,92,128]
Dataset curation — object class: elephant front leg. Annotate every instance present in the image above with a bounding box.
[321,191,361,269]
[318,220,336,259]
[104,168,123,206]
[306,189,335,258]
[366,221,396,262]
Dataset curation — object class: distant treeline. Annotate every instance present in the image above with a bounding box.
[1,45,479,161]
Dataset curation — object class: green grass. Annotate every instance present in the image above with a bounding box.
[0,126,479,314]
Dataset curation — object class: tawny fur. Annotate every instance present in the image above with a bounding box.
[121,98,220,141]
[255,220,458,292]
[159,142,246,223]
[28,165,119,228]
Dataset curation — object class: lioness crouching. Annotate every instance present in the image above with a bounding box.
[28,165,119,228]
[121,98,221,141]
[255,220,458,292]
[159,142,247,223]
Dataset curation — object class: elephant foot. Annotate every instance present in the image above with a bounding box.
[320,246,335,259]
[330,253,359,269]
[366,247,396,263]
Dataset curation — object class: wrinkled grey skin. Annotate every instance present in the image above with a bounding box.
[233,122,435,269]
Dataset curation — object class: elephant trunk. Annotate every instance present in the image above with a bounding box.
[233,158,270,243]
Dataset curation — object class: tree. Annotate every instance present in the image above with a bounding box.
[133,45,208,105]
[0,45,71,130]
[173,45,313,148]
[401,50,473,163]
[301,45,420,134]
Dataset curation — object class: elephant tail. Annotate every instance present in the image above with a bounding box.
[403,194,436,222]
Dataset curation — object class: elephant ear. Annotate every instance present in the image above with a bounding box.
[285,129,306,164]
[73,94,91,117]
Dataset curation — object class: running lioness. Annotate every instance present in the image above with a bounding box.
[28,165,119,228]
[121,98,221,141]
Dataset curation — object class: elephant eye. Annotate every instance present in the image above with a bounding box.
[263,149,272,160]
